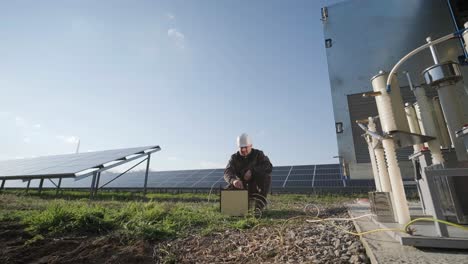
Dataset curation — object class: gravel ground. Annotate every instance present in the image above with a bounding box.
[155,206,370,264]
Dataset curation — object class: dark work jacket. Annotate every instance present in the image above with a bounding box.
[224,148,273,185]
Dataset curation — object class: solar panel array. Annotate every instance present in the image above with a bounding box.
[0,146,160,180]
[107,164,346,189]
[4,163,356,190]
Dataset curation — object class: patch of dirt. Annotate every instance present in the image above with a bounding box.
[0,222,154,264]
[156,206,370,264]
[0,206,369,264]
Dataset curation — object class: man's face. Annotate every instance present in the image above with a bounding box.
[239,144,252,156]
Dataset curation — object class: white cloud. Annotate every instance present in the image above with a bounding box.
[168,28,185,49]
[33,124,41,129]
[23,137,31,143]
[166,13,175,20]
[57,135,80,144]
[199,161,225,169]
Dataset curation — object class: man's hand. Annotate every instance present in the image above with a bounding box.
[233,180,244,189]
[244,170,252,181]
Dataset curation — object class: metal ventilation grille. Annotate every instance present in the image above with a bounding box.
[347,86,438,163]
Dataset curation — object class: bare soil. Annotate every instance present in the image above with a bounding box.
[0,206,369,264]
[0,222,154,264]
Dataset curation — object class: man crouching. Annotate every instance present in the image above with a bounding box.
[224,133,272,210]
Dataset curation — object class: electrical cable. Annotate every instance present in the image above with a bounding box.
[404,217,468,233]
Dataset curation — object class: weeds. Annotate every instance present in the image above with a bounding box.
[1,191,361,242]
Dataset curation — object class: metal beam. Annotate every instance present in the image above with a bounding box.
[143,154,151,195]
[75,147,161,180]
[282,166,294,188]
[0,173,76,181]
[48,178,58,188]
[0,180,5,191]
[98,157,148,190]
[56,177,62,195]
[38,178,44,194]
[89,172,97,199]
[26,179,31,193]
[94,172,101,197]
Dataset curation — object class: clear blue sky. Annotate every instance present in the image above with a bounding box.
[1,0,344,171]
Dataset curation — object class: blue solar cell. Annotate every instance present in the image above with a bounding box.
[315,164,340,169]
[313,180,344,187]
[289,170,315,175]
[271,180,285,187]
[288,174,314,181]
[284,181,312,187]
[314,174,341,180]
[271,176,287,181]
[292,165,316,170]
[272,166,292,171]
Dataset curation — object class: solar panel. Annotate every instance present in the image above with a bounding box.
[0,146,160,180]
[4,162,362,191]
[285,180,313,187]
[272,166,292,171]
[292,165,316,170]
[288,175,314,181]
[313,180,345,187]
[289,169,315,175]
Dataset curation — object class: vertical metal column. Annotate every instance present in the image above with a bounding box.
[26,180,31,193]
[143,154,151,195]
[38,178,44,194]
[0,180,5,191]
[56,177,62,196]
[89,172,97,199]
[94,172,101,197]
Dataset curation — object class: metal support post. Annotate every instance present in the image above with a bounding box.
[143,154,151,195]
[90,172,97,199]
[38,178,44,194]
[56,177,62,196]
[94,172,101,197]
[26,180,31,193]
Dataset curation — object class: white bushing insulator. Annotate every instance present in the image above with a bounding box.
[367,117,382,191]
[404,103,423,152]
[371,71,410,225]
[413,87,445,164]
[382,139,411,224]
[371,71,409,133]
[374,148,392,193]
[369,117,392,193]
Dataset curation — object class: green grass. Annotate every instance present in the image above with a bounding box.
[0,190,364,241]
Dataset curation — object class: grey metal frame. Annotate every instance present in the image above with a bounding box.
[425,165,468,237]
[0,146,161,196]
